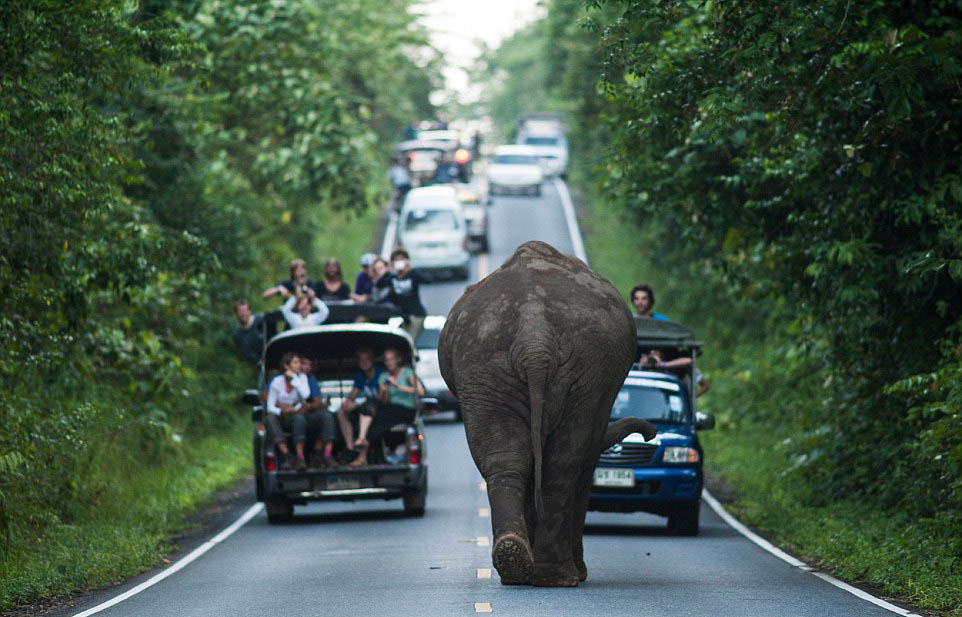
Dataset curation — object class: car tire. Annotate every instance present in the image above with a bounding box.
[533,184,542,197]
[456,266,470,280]
[487,183,496,197]
[478,237,488,253]
[403,474,428,516]
[668,502,700,536]
[266,496,293,524]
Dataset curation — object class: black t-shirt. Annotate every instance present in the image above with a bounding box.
[376,269,431,317]
[318,280,351,302]
[279,279,321,296]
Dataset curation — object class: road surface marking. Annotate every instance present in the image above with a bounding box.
[476,536,490,547]
[478,251,489,279]
[552,178,588,264]
[474,602,493,613]
[477,568,492,579]
[479,481,486,492]
[479,507,489,518]
[703,491,921,616]
[71,503,264,617]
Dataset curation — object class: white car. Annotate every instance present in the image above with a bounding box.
[518,133,568,178]
[456,186,488,252]
[487,145,545,197]
[398,186,470,279]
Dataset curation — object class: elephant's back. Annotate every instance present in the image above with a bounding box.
[440,241,635,375]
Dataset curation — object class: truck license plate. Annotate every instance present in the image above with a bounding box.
[325,475,361,490]
[593,468,634,487]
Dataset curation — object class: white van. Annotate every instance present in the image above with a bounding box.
[398,185,470,279]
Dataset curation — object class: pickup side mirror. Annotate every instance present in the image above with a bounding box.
[695,411,715,431]
[251,406,264,423]
[242,389,261,406]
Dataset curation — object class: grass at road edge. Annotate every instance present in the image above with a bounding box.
[578,183,961,617]
[0,419,250,611]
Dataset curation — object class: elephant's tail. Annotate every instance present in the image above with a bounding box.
[526,365,547,522]
[603,417,657,450]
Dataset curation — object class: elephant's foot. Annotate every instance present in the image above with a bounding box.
[575,558,587,582]
[492,532,534,585]
[530,561,579,587]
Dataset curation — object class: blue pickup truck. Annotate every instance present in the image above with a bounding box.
[588,319,714,535]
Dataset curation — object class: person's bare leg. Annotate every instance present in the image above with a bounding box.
[355,414,374,447]
[337,404,355,447]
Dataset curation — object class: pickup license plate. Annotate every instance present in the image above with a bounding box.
[593,468,634,488]
[325,475,361,490]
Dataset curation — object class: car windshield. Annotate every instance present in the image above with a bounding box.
[524,136,559,146]
[404,208,459,232]
[494,154,538,165]
[610,377,690,424]
[415,328,440,349]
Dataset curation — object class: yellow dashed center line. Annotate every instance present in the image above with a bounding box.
[477,568,492,579]
[476,536,490,547]
[478,252,489,279]
[479,481,487,492]
[479,507,490,518]
[474,602,493,613]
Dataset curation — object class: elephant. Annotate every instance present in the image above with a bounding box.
[438,240,656,587]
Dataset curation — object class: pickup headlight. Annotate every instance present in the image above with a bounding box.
[663,447,699,463]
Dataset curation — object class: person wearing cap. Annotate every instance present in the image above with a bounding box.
[350,252,378,303]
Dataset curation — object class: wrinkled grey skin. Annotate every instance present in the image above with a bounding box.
[438,241,656,587]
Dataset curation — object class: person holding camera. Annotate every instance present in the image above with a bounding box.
[281,286,330,330]
[262,258,320,300]
[265,353,312,470]
[376,248,431,340]
[351,347,423,466]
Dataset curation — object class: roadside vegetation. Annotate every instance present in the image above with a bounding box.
[479,1,962,614]
[0,0,438,608]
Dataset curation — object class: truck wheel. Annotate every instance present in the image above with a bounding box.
[266,496,293,524]
[668,502,700,536]
[403,474,427,516]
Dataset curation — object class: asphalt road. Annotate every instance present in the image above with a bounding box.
[60,180,901,617]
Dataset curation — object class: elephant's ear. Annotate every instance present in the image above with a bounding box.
[603,418,657,449]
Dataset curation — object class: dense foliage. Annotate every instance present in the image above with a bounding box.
[480,0,962,611]
[0,0,437,605]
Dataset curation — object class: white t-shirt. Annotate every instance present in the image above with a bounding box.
[266,373,310,416]
[281,296,330,329]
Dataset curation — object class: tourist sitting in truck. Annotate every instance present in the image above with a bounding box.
[281,287,330,330]
[336,347,385,460]
[297,355,336,468]
[351,347,423,466]
[265,352,312,471]
[639,349,710,398]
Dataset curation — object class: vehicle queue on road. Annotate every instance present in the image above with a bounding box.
[233,116,713,532]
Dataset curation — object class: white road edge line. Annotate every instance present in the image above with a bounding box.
[556,177,919,617]
[71,502,264,617]
[702,491,921,616]
[552,177,588,265]
[380,209,398,259]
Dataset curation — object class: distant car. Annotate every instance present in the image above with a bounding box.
[398,185,470,279]
[518,133,568,178]
[391,315,460,419]
[416,129,461,150]
[395,140,447,187]
[487,145,544,197]
[456,186,488,252]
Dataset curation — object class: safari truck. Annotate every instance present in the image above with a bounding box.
[244,318,429,523]
[588,318,715,535]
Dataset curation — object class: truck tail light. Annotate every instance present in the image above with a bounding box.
[408,430,423,465]
[264,450,277,472]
